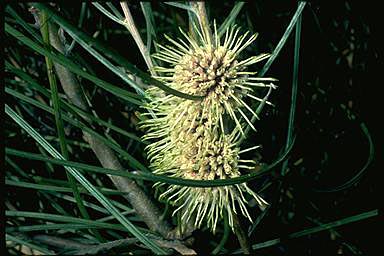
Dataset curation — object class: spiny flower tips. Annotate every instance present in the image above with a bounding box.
[141,22,276,233]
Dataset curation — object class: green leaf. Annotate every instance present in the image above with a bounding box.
[33,3,204,101]
[5,156,29,179]
[106,2,124,19]
[247,205,271,237]
[259,2,306,77]
[314,122,374,192]
[164,2,196,13]
[281,2,303,176]
[6,210,127,232]
[5,6,43,44]
[92,3,125,25]
[7,157,72,217]
[5,104,168,255]
[217,2,245,38]
[5,179,129,196]
[43,136,91,149]
[6,223,125,233]
[212,210,230,254]
[141,2,157,52]
[6,234,53,255]
[64,2,88,54]
[6,208,145,233]
[47,192,125,215]
[232,209,378,253]
[5,87,148,172]
[5,22,143,106]
[6,135,294,187]
[243,1,306,142]
[40,9,93,229]
[5,62,145,144]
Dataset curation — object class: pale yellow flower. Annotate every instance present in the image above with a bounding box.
[141,22,275,232]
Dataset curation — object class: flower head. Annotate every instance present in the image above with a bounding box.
[141,22,276,233]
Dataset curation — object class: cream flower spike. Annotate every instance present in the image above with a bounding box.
[141,20,276,233]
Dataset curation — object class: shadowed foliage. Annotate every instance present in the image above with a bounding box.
[4,1,379,255]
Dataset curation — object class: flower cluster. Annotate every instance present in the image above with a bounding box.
[141,23,276,232]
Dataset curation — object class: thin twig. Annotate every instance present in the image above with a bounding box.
[34,235,89,250]
[190,1,212,44]
[120,2,155,75]
[34,234,197,255]
[233,214,251,254]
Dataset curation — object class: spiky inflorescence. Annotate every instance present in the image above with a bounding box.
[141,23,277,233]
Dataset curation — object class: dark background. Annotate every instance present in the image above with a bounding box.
[4,1,381,255]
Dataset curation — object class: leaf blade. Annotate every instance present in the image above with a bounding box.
[5,104,168,255]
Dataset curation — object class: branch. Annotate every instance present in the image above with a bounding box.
[45,23,90,115]
[119,2,155,75]
[34,234,196,255]
[42,17,173,238]
[83,132,172,237]
[233,214,251,254]
[190,1,212,44]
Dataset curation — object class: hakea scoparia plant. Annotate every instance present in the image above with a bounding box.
[140,21,277,233]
